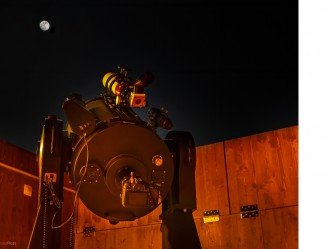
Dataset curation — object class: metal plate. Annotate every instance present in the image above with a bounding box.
[203,210,220,223]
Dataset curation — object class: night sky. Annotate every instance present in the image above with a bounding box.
[0,0,298,152]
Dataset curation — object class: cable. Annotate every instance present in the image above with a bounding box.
[51,133,89,229]
[27,204,41,248]
[44,180,61,209]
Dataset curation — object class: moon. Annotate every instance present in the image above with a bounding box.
[39,20,50,31]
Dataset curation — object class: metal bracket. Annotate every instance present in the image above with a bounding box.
[44,173,57,182]
[83,226,96,237]
[240,204,259,219]
[203,210,220,223]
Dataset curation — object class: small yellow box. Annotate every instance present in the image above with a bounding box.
[23,184,32,197]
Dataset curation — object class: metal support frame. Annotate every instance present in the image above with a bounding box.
[161,131,202,249]
[28,115,65,249]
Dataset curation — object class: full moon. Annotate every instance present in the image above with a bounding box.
[39,20,50,31]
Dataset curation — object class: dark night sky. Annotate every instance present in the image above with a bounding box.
[0,0,298,152]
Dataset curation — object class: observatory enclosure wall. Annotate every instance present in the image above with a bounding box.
[0,140,75,249]
[75,125,298,249]
[0,126,298,249]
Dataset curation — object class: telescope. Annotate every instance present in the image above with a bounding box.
[28,66,201,249]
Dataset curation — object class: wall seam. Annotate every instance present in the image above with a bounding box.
[222,141,232,215]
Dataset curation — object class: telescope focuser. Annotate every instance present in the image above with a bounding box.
[102,67,154,108]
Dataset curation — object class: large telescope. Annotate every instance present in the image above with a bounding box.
[28,66,201,249]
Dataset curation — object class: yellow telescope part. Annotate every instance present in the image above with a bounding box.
[102,72,120,95]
